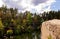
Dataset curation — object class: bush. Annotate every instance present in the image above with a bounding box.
[7,29,13,36]
[48,34,52,39]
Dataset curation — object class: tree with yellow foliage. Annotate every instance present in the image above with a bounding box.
[0,18,4,38]
[0,18,4,30]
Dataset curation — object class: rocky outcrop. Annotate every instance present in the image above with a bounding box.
[41,19,60,39]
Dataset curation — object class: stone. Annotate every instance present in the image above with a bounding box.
[41,19,60,39]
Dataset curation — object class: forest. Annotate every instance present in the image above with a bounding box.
[0,6,60,39]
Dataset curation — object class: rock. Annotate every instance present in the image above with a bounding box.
[41,19,60,39]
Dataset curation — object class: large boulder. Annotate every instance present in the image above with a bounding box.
[41,19,60,39]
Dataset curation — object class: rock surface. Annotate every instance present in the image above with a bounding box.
[41,19,60,39]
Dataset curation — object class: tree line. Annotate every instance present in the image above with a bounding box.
[0,6,60,38]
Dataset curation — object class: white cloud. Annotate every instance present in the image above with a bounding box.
[33,0,56,13]
[0,0,4,7]
[1,0,56,13]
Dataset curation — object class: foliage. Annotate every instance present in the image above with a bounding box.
[7,29,13,35]
[0,18,4,30]
[0,5,60,38]
[48,35,52,39]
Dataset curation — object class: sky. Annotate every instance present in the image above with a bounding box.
[0,0,60,13]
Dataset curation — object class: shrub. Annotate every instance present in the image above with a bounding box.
[48,34,52,39]
[7,29,13,35]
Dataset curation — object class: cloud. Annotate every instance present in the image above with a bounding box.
[2,0,56,13]
[32,0,47,6]
[0,0,4,7]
